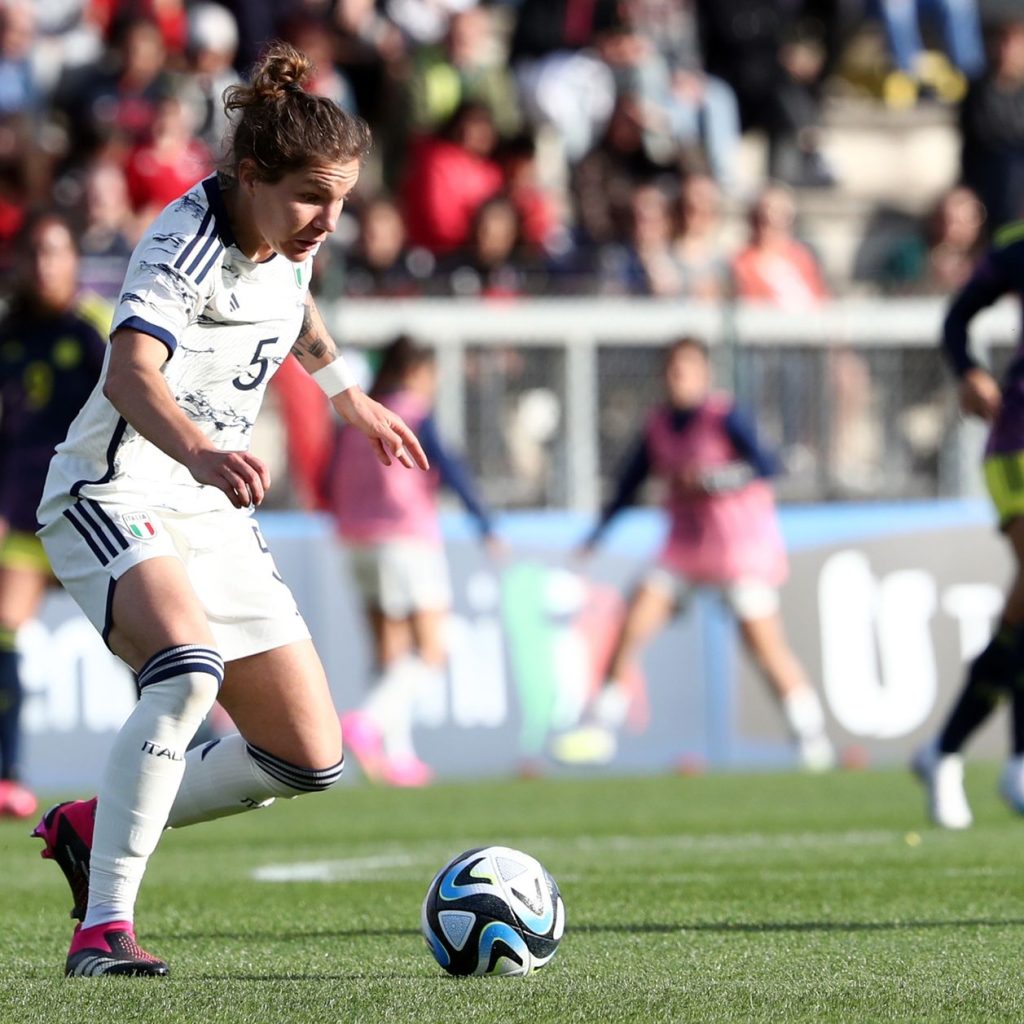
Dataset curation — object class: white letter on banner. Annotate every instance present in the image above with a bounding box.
[818,550,937,738]
[942,584,1003,663]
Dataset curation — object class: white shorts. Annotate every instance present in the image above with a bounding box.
[644,565,780,621]
[346,539,452,618]
[38,499,311,662]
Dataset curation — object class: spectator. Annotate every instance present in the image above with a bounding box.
[697,0,835,187]
[31,2,104,101]
[57,15,173,164]
[437,194,537,297]
[282,15,357,112]
[733,184,875,492]
[386,0,477,49]
[673,172,731,301]
[961,19,1024,230]
[331,0,407,175]
[879,185,987,295]
[0,0,38,118]
[76,159,137,302]
[177,2,241,156]
[407,6,522,138]
[876,0,985,101]
[598,182,686,296]
[123,92,213,220]
[509,0,619,162]
[90,0,187,55]
[496,132,560,254]
[401,99,503,254]
[601,0,742,191]
[572,93,671,252]
[340,196,429,297]
[732,184,828,308]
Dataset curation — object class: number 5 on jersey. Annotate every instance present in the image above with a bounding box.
[233,337,279,391]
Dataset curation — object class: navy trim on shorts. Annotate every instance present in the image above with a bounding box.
[102,577,116,649]
[70,416,128,498]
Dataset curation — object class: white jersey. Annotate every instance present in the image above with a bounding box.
[39,175,314,522]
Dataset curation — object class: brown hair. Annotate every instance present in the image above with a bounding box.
[223,41,371,182]
[370,334,436,398]
[666,335,709,366]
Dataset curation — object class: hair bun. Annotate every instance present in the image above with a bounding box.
[249,41,313,102]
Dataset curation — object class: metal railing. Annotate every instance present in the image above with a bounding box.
[323,297,1019,509]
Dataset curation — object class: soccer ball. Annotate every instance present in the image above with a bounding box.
[421,845,565,976]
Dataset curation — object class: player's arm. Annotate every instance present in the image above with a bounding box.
[104,329,270,508]
[418,414,495,536]
[942,247,1013,422]
[581,434,651,554]
[702,406,780,493]
[292,293,428,470]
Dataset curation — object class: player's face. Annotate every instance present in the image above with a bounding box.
[28,220,78,313]
[250,158,361,263]
[665,346,710,408]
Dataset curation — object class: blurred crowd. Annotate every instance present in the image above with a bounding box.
[0,0,1022,307]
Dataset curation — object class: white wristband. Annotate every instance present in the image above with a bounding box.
[311,356,357,398]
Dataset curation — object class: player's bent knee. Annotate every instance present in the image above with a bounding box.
[137,644,225,721]
[245,741,345,799]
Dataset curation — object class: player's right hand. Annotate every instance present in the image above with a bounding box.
[959,368,1001,423]
[186,449,271,508]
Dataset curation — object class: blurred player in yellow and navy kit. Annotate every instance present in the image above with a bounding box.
[914,220,1024,829]
[0,212,108,818]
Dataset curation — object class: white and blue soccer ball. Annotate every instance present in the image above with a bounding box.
[421,845,565,976]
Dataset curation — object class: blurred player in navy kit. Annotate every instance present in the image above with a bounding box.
[914,221,1024,829]
[0,213,109,818]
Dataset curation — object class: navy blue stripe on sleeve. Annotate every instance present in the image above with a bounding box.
[418,415,494,535]
[723,406,779,478]
[114,315,178,356]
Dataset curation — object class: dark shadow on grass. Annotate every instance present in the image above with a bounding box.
[156,917,1024,943]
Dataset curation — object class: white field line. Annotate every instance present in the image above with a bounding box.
[251,830,900,884]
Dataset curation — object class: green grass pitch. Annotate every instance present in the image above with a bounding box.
[2,766,1024,1023]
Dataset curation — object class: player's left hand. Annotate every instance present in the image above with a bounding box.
[333,387,429,470]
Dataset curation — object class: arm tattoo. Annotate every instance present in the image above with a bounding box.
[291,295,335,363]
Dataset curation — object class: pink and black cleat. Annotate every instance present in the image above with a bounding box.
[31,797,97,921]
[65,920,168,977]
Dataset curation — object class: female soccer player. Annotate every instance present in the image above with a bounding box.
[31,42,427,977]
[0,213,108,819]
[912,221,1024,829]
[553,336,834,770]
[329,335,497,786]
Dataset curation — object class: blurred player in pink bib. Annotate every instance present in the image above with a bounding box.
[554,336,834,770]
[329,335,498,786]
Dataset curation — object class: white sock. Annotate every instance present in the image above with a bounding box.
[592,681,629,729]
[364,655,434,760]
[83,645,223,929]
[167,733,345,828]
[781,688,827,741]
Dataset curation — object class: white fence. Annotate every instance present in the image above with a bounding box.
[322,297,1020,508]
